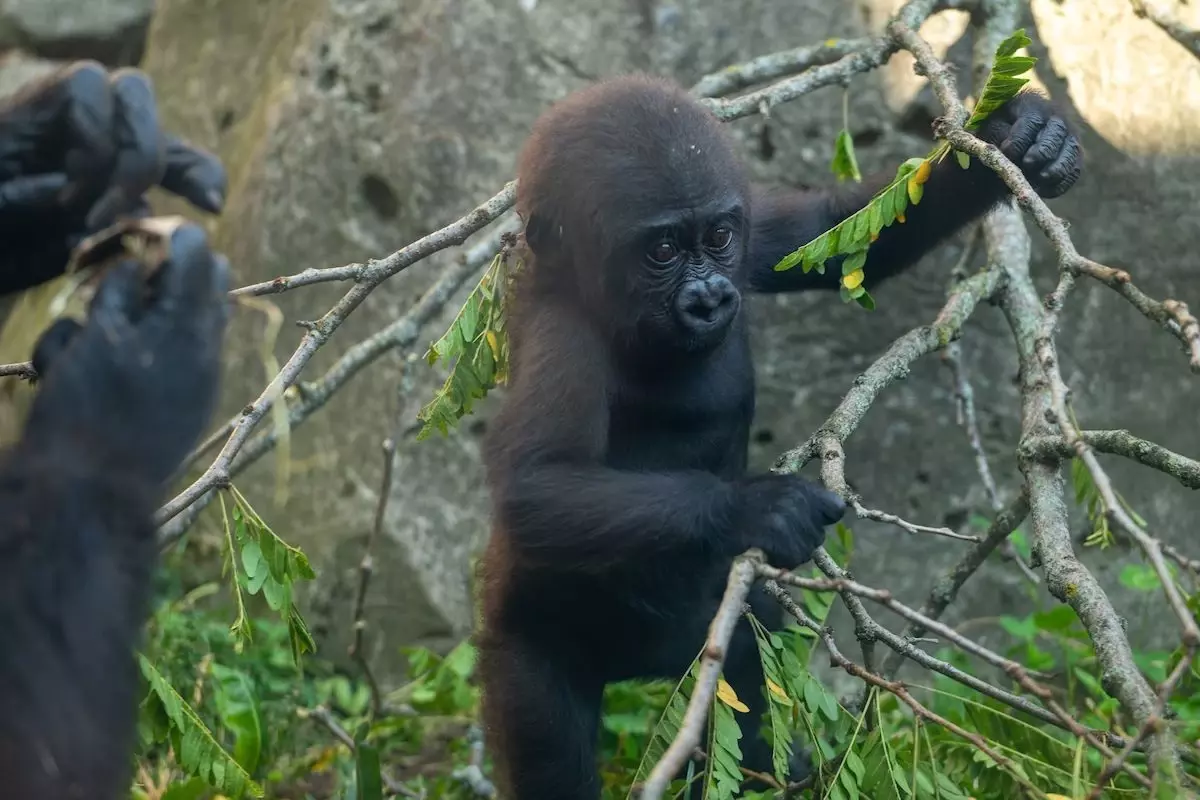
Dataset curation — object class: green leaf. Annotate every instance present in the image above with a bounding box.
[138,656,262,798]
[996,28,1032,57]
[1119,563,1163,591]
[955,150,970,169]
[831,128,863,182]
[855,289,876,311]
[966,29,1037,130]
[418,249,522,439]
[356,743,385,800]
[210,664,264,775]
[842,249,868,276]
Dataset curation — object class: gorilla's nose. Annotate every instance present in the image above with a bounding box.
[675,275,739,332]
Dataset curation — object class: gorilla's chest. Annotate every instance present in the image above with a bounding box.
[606,350,755,478]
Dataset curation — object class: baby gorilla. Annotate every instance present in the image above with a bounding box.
[478,73,1082,799]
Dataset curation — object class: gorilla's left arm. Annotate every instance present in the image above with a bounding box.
[0,226,229,800]
[746,93,1082,293]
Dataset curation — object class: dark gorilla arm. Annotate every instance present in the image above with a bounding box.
[0,226,229,800]
[487,303,738,570]
[746,92,1082,293]
[486,302,843,572]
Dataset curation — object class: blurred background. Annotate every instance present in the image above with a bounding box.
[0,0,1197,797]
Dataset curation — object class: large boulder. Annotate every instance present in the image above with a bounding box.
[0,0,1195,684]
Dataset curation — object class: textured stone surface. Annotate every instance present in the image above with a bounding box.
[1,0,1196,685]
[0,0,153,65]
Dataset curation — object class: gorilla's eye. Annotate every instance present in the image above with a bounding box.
[708,226,733,250]
[648,241,678,264]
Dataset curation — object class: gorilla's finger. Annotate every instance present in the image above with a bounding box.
[88,260,144,324]
[153,224,230,317]
[56,62,117,192]
[0,173,70,213]
[1041,136,1080,189]
[160,135,227,213]
[999,113,1044,162]
[30,318,84,378]
[85,70,164,230]
[1039,138,1083,199]
[1024,117,1069,171]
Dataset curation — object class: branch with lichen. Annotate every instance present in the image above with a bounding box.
[891,8,1197,780]
[1132,0,1200,61]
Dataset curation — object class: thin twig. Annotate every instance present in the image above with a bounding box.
[155,185,517,526]
[349,413,404,719]
[302,706,421,798]
[0,361,36,380]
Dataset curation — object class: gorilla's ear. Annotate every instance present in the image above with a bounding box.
[523,212,560,257]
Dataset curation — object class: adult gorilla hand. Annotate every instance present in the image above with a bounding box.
[21,223,230,490]
[0,61,226,295]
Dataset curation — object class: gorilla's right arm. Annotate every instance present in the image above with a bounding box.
[485,299,842,573]
[0,225,230,800]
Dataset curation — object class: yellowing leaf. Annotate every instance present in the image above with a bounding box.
[896,212,906,224]
[716,679,749,713]
[766,679,793,706]
[843,269,865,290]
[1045,795,1072,800]
[912,158,933,186]
[485,330,501,360]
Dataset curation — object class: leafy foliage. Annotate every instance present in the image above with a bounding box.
[417,246,521,439]
[771,28,1038,311]
[219,487,318,664]
[138,655,264,798]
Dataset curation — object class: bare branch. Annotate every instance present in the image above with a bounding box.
[775,266,1003,474]
[880,491,1030,678]
[156,185,516,526]
[156,223,513,546]
[1022,430,1200,491]
[892,14,1192,771]
[1132,0,1200,60]
[690,37,872,98]
[0,361,36,380]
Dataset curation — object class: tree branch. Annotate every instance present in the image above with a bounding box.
[1131,0,1200,60]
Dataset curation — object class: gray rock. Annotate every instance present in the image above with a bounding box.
[0,0,154,66]
[1,0,1193,687]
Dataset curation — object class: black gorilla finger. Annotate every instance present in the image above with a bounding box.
[999,112,1045,162]
[56,62,116,204]
[0,173,69,212]
[811,486,847,526]
[85,70,164,230]
[153,224,230,317]
[30,318,84,378]
[1024,117,1069,171]
[88,260,144,324]
[1040,137,1083,199]
[160,134,227,214]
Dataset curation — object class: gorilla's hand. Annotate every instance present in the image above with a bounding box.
[22,223,230,489]
[736,475,846,570]
[0,61,227,293]
[977,92,1083,199]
